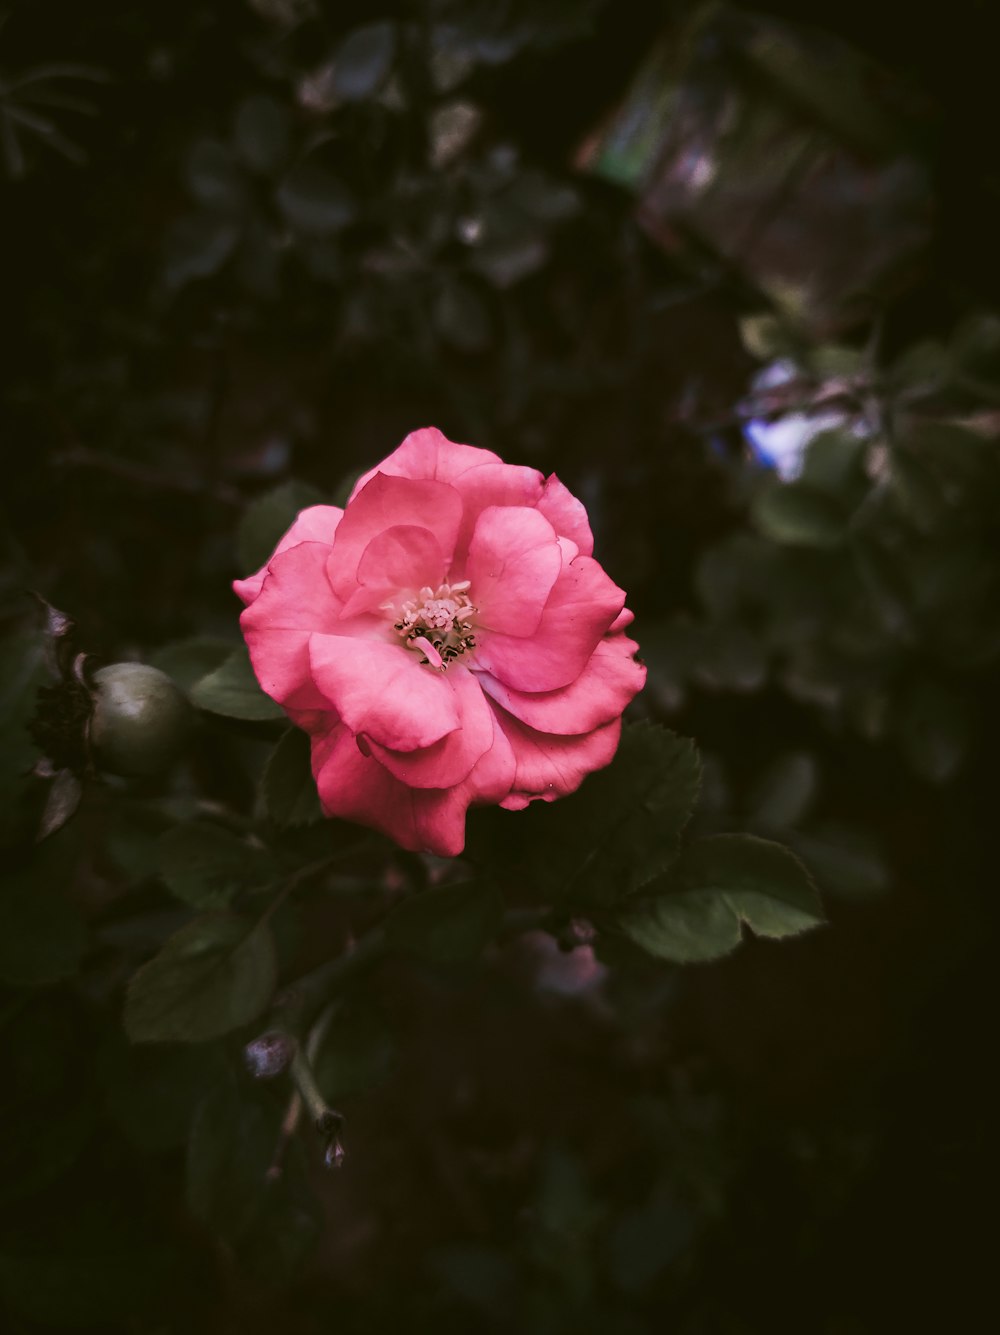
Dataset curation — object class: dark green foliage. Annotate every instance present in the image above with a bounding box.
[124,913,277,1043]
[384,880,504,963]
[619,835,824,964]
[236,479,328,573]
[261,727,324,827]
[191,645,286,720]
[518,722,702,908]
[157,821,279,908]
[313,1000,396,1103]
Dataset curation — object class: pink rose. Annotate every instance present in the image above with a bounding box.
[235,428,645,856]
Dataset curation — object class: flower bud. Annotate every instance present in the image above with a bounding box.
[89,663,191,777]
[244,1030,297,1079]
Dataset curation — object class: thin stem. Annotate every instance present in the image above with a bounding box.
[271,926,387,1036]
[265,1089,302,1184]
[290,1041,332,1129]
[255,856,341,929]
[289,1002,346,1168]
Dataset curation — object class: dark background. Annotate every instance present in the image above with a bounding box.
[2,1,997,1330]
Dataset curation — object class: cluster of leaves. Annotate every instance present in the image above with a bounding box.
[163,10,584,361]
[647,313,1000,792]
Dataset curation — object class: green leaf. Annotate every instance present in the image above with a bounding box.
[124,912,277,1043]
[236,478,327,575]
[521,722,702,908]
[261,727,322,827]
[277,163,356,235]
[799,429,867,494]
[384,880,503,963]
[148,635,233,695]
[162,213,238,290]
[157,821,278,909]
[190,645,286,721]
[332,22,396,101]
[752,481,846,547]
[620,834,824,964]
[313,1001,395,1103]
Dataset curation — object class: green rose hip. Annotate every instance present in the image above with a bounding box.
[90,663,191,776]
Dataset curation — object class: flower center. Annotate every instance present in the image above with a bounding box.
[393,581,477,670]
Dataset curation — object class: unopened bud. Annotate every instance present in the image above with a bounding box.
[244,1030,297,1079]
[324,1137,346,1170]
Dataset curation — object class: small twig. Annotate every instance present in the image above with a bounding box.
[290,1003,346,1168]
[265,1089,303,1183]
[255,856,341,929]
[270,926,388,1036]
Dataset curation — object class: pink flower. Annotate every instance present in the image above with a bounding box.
[235,428,645,856]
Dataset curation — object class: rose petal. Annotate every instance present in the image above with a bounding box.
[309,635,460,752]
[474,555,626,692]
[477,629,645,734]
[328,472,463,603]
[448,462,545,568]
[241,541,371,711]
[339,524,448,618]
[234,504,343,606]
[465,505,562,637]
[311,706,515,856]
[363,665,494,788]
[348,426,501,500]
[537,475,594,557]
[494,707,622,809]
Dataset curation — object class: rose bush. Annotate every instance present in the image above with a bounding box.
[235,428,645,855]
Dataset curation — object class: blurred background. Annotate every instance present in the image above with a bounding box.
[2,0,998,1330]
